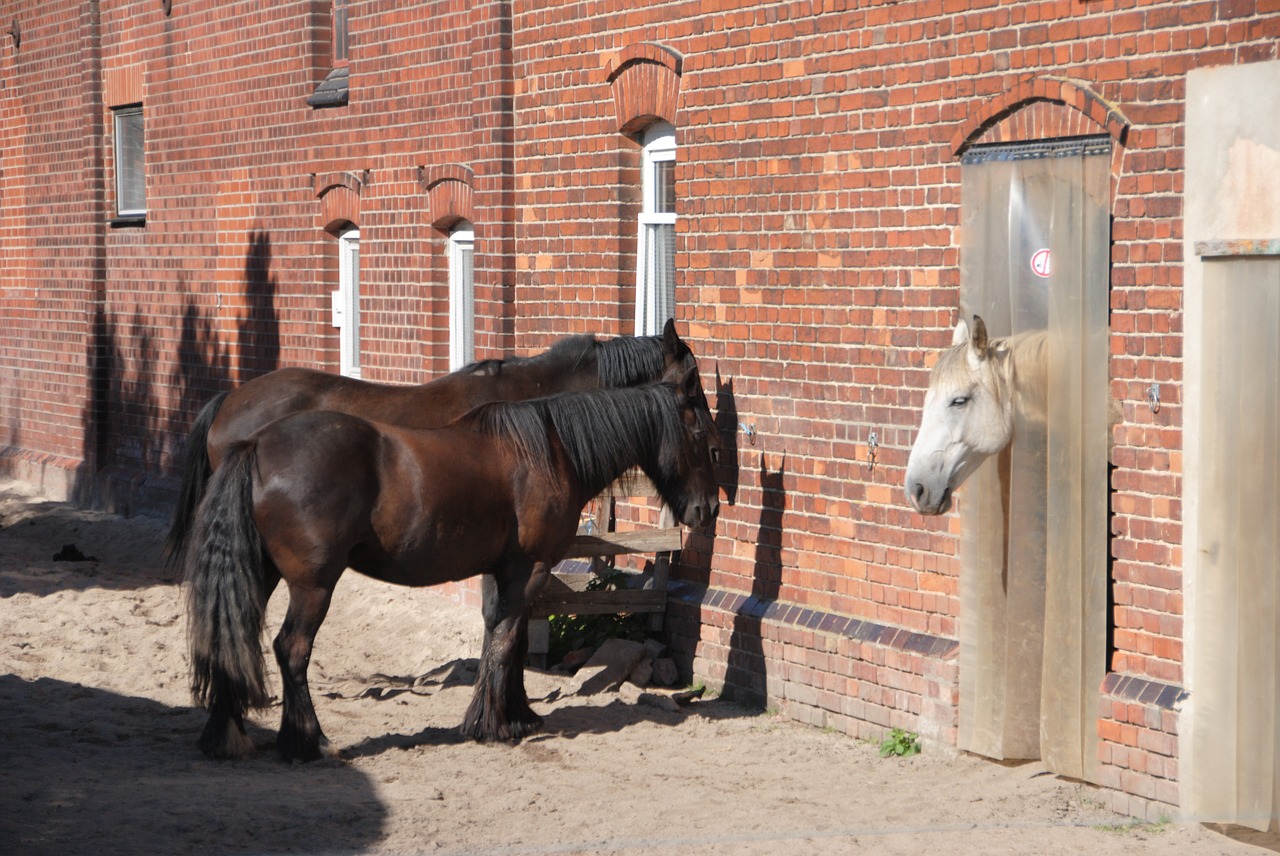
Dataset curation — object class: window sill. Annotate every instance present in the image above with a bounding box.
[308,67,349,108]
[110,215,147,228]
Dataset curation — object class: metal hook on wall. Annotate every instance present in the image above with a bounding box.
[867,430,879,473]
[738,422,757,446]
[1147,383,1161,414]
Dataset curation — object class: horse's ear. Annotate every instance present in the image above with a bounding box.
[662,317,681,351]
[970,315,989,353]
[951,316,971,347]
[677,363,702,399]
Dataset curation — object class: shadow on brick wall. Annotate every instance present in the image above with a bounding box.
[236,229,281,383]
[724,455,786,709]
[712,367,741,507]
[674,368,739,591]
[78,306,172,511]
[75,230,282,515]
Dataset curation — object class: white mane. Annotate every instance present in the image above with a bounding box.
[993,329,1048,424]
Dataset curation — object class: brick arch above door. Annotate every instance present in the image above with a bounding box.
[952,76,1130,155]
[952,76,1131,205]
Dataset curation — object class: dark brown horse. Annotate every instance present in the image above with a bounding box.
[184,367,721,762]
[165,320,700,569]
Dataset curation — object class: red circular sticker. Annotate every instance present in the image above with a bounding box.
[1031,248,1052,278]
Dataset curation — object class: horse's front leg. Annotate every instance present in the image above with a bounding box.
[272,578,338,762]
[461,561,552,742]
[478,572,499,662]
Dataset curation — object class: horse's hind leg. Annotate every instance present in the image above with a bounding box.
[197,565,280,759]
[272,574,339,762]
[198,683,257,759]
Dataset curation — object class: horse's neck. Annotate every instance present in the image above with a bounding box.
[999,330,1049,423]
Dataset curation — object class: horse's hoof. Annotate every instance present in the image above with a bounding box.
[506,713,544,741]
[276,728,334,762]
[459,712,543,743]
[198,718,256,760]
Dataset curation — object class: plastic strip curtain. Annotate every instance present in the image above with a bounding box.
[957,139,1110,783]
[1191,258,1280,831]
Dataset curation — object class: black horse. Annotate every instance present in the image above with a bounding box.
[184,368,721,762]
[165,319,702,570]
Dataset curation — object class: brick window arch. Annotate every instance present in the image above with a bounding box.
[604,42,683,136]
[314,171,362,231]
[423,164,475,232]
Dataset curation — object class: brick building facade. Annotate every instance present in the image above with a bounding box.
[3,0,1279,825]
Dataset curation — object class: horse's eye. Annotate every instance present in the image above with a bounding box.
[950,396,970,408]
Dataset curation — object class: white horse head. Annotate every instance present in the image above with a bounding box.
[904,316,1047,515]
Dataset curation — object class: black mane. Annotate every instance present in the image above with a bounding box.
[595,334,670,387]
[464,384,681,488]
[455,332,674,388]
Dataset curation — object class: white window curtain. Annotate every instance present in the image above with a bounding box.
[334,227,361,378]
[957,138,1111,784]
[113,105,146,217]
[448,222,475,371]
[636,121,676,336]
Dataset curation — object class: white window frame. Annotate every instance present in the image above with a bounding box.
[448,221,475,370]
[635,121,677,336]
[113,104,146,218]
[331,226,361,378]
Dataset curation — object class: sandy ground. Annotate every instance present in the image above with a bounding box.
[0,475,1274,856]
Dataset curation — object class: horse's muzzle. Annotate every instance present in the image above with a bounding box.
[907,480,952,516]
[685,499,719,529]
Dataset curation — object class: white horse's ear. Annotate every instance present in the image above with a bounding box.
[970,315,989,353]
[952,317,971,347]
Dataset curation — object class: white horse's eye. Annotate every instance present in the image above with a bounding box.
[950,396,970,408]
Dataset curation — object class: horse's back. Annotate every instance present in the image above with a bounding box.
[205,363,562,469]
[208,367,359,467]
[207,367,429,467]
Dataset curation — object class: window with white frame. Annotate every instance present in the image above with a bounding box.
[635,121,676,336]
[113,104,146,219]
[332,226,361,378]
[448,221,475,370]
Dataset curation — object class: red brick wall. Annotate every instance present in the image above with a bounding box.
[4,0,1280,820]
[0,4,107,490]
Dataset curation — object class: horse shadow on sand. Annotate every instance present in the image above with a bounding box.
[0,674,386,856]
[338,657,762,760]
